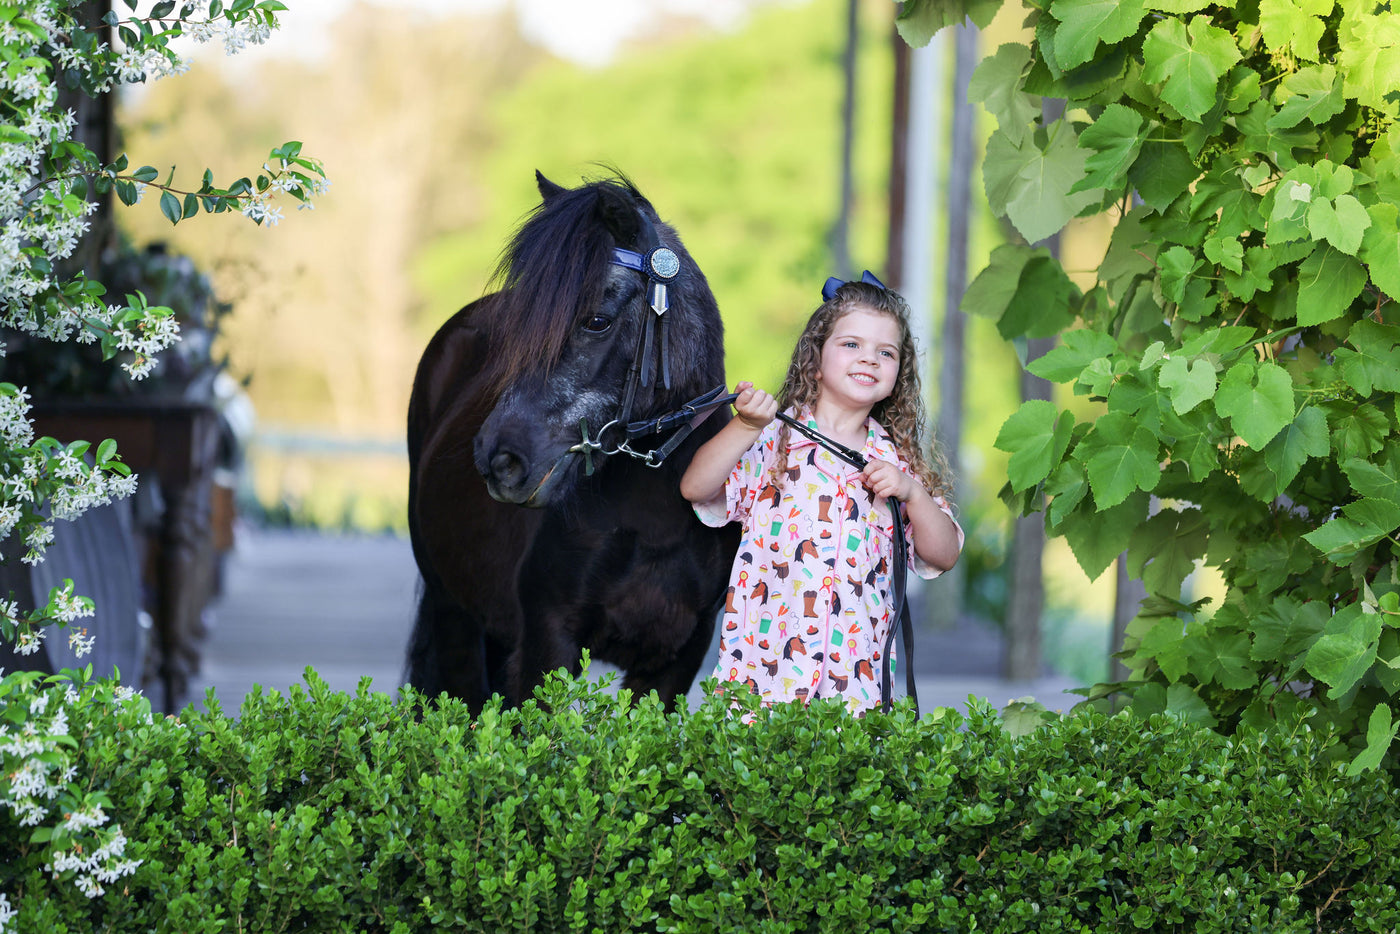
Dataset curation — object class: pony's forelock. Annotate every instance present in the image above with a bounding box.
[485,183,614,390]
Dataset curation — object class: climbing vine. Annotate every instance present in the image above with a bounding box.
[901,0,1400,770]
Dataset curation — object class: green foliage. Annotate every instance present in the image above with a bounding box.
[4,670,1400,932]
[932,0,1400,769]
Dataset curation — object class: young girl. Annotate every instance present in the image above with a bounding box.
[680,277,963,714]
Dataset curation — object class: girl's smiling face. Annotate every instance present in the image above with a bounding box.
[814,308,902,411]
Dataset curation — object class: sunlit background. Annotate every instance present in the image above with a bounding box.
[110,0,1143,684]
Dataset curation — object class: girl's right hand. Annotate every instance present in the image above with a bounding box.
[732,381,778,430]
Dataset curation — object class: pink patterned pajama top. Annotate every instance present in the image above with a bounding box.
[694,411,963,714]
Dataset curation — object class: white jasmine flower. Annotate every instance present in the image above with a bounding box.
[13,627,45,655]
[67,627,94,657]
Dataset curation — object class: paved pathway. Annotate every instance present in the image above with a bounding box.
[187,528,416,712]
[188,526,1080,716]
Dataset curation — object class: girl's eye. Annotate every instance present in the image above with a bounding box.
[881,350,896,359]
[582,315,613,333]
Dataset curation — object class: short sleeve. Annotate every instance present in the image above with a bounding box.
[692,424,776,528]
[906,494,963,581]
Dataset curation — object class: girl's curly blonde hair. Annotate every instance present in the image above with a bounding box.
[769,280,952,501]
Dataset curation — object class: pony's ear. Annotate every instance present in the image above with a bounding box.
[536,170,566,202]
[595,184,644,246]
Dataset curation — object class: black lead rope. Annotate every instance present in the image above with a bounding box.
[771,413,918,717]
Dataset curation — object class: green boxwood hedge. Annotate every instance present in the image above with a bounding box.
[4,672,1398,933]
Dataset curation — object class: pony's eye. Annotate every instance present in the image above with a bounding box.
[582,315,613,333]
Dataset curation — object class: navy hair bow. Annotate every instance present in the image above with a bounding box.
[821,269,886,302]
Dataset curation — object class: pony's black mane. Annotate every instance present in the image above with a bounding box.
[484,175,724,397]
[486,177,641,388]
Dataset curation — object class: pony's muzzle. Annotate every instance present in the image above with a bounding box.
[474,428,570,506]
[473,430,531,504]
[489,451,526,489]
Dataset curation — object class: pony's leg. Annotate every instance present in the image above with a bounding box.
[621,604,719,711]
[404,582,493,714]
[509,612,583,707]
[483,632,512,706]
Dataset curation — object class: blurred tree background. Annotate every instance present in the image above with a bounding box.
[113,0,1121,682]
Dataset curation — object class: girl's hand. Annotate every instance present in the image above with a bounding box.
[862,458,916,502]
[732,381,777,431]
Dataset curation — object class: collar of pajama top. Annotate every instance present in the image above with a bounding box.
[786,409,900,476]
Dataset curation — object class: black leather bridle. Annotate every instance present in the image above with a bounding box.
[565,228,735,474]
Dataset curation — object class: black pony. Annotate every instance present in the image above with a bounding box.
[405,172,738,712]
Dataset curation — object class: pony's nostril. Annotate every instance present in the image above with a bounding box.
[491,451,526,488]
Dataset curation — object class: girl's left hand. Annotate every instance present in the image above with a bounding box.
[862,459,915,501]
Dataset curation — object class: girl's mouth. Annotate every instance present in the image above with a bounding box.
[849,373,876,385]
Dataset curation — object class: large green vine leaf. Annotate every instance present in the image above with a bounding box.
[1334,320,1400,395]
[1360,202,1400,298]
[1126,138,1199,210]
[1049,0,1147,70]
[1127,506,1209,596]
[1156,355,1217,414]
[969,43,1039,146]
[1141,15,1242,123]
[1071,103,1145,193]
[1343,453,1400,505]
[1302,498,1400,565]
[1183,624,1258,689]
[1303,604,1383,695]
[1268,65,1345,130]
[1074,410,1162,508]
[995,400,1075,493]
[961,243,1080,338]
[1261,405,1330,491]
[894,0,1002,47]
[1250,596,1327,662]
[1026,328,1118,383]
[1347,703,1399,775]
[1259,0,1334,63]
[1337,0,1400,116]
[1213,360,1295,450]
[1306,193,1370,256]
[1296,243,1368,325]
[1062,491,1150,580]
[985,123,1101,244]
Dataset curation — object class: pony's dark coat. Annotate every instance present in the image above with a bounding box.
[405,173,737,710]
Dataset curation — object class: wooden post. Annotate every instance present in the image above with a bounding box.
[1004,336,1054,680]
[832,0,859,278]
[927,21,979,632]
[1111,556,1146,684]
[886,25,909,290]
[1004,98,1066,681]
